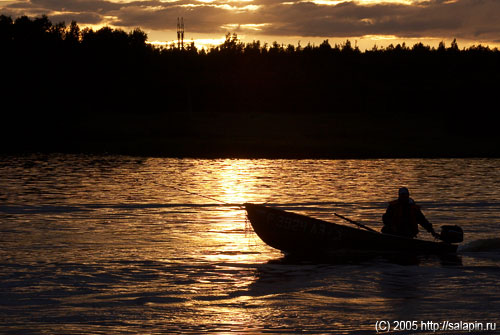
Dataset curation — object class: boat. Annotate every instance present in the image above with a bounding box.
[245,203,459,255]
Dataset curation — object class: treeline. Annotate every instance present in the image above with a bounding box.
[3,14,497,55]
[0,15,148,48]
[1,15,499,157]
[2,14,499,115]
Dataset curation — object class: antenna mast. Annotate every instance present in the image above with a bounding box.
[177,17,184,50]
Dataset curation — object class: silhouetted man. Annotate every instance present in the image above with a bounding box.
[382,187,439,239]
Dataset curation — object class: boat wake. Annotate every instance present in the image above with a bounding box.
[458,238,500,252]
[0,203,238,214]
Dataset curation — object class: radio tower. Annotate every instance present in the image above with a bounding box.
[177,17,184,50]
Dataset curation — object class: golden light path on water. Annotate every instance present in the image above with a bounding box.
[198,159,278,264]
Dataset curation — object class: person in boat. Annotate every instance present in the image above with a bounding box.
[382,187,439,239]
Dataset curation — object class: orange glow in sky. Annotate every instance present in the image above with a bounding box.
[1,0,499,50]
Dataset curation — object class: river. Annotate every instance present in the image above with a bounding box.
[1,155,499,334]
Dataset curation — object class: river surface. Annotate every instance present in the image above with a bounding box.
[1,155,499,334]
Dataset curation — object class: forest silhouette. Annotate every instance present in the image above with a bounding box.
[1,15,498,158]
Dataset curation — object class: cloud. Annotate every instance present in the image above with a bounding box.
[29,0,122,12]
[1,0,119,24]
[256,0,500,40]
[1,0,500,43]
[48,11,104,24]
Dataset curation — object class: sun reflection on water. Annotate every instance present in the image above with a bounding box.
[214,159,257,205]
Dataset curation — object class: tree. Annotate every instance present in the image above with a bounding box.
[0,15,13,43]
[319,39,332,52]
[438,41,446,53]
[49,21,66,42]
[128,28,147,47]
[65,21,80,44]
[244,40,261,55]
[219,33,243,54]
[342,40,353,53]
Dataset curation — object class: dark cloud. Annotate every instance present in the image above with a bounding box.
[30,0,122,12]
[49,12,104,24]
[1,0,118,24]
[254,0,500,41]
[110,5,227,32]
[1,0,500,42]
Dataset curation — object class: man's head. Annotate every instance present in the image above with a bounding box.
[398,187,410,201]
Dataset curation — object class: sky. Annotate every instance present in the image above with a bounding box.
[1,0,500,49]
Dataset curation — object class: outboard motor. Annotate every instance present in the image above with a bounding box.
[440,225,464,243]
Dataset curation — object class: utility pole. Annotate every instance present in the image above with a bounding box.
[177,17,184,50]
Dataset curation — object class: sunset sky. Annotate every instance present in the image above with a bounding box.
[1,0,500,49]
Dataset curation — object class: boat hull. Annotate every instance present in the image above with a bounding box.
[245,203,458,255]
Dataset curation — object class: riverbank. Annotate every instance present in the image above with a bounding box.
[3,111,498,159]
[2,16,498,159]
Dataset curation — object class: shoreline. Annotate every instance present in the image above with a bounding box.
[3,111,498,159]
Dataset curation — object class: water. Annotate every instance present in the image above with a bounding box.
[1,155,499,334]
